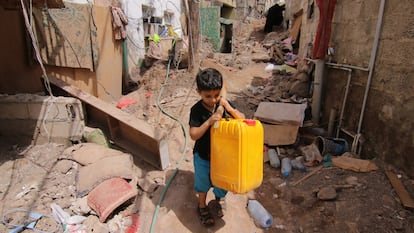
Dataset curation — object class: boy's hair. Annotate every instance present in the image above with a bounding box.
[196,68,223,91]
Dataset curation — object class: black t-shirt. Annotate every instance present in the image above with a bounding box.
[189,100,234,161]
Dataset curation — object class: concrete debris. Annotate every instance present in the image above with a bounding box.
[70,196,91,215]
[83,215,109,233]
[76,154,135,197]
[55,159,74,174]
[317,186,337,201]
[63,143,125,166]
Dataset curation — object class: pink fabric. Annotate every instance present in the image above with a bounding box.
[117,97,137,109]
[312,0,337,59]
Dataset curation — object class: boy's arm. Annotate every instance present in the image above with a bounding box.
[189,111,223,140]
[221,99,245,119]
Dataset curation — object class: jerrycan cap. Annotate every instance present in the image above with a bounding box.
[243,119,256,126]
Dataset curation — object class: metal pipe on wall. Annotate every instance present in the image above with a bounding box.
[357,0,386,136]
[325,62,368,72]
[311,59,325,125]
[328,66,353,139]
[306,0,386,153]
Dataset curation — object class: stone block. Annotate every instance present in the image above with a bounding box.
[0,94,85,145]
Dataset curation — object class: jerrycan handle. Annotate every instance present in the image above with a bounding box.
[243,119,256,126]
[213,105,225,128]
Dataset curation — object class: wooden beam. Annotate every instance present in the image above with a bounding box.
[385,170,414,209]
[188,0,200,72]
[48,76,170,170]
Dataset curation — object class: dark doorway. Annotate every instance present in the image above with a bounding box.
[220,22,233,53]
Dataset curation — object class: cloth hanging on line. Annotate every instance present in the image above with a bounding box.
[312,0,336,59]
[110,6,128,40]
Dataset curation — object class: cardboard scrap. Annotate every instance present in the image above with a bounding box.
[262,123,299,146]
[332,156,378,172]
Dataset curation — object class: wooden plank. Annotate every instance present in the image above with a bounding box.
[385,170,414,209]
[290,12,302,43]
[48,76,170,170]
[188,0,200,72]
[292,166,323,186]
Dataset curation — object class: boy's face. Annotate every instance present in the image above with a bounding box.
[197,89,221,109]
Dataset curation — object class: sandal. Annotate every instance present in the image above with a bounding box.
[197,206,215,226]
[208,198,226,218]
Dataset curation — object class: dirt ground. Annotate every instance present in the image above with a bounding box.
[1,18,414,233]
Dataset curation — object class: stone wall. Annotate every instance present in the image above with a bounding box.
[295,0,414,177]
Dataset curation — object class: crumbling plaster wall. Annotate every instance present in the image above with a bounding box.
[0,7,43,94]
[295,0,414,177]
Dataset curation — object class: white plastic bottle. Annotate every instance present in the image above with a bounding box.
[268,148,280,168]
[247,199,273,228]
[281,157,292,178]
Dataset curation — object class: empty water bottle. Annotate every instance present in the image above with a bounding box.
[247,199,273,228]
[268,148,280,168]
[281,157,291,178]
[291,159,307,172]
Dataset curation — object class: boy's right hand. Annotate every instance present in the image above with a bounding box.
[209,110,223,126]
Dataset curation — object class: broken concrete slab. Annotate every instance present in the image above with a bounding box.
[0,94,85,146]
[64,143,125,165]
[254,102,307,126]
[76,154,135,197]
[55,160,74,174]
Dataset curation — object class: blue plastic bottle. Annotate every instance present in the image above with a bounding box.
[291,159,307,172]
[281,157,291,178]
[247,199,273,228]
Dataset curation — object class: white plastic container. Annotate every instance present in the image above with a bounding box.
[247,199,273,228]
[268,148,280,168]
[281,157,292,178]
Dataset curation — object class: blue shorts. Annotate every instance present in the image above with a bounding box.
[193,152,227,198]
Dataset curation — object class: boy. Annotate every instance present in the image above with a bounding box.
[189,68,245,226]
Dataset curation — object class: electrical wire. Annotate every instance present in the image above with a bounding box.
[20,0,58,139]
[20,0,53,97]
[149,39,189,233]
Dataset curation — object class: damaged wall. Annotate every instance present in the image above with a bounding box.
[0,3,122,103]
[0,7,43,94]
[119,0,182,70]
[294,0,414,177]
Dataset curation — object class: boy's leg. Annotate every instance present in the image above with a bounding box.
[193,152,214,226]
[209,187,227,218]
[198,192,208,208]
[212,187,227,199]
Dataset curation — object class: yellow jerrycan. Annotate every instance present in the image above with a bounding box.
[210,119,264,194]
